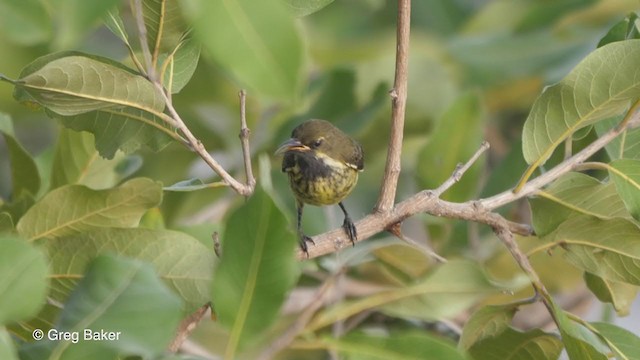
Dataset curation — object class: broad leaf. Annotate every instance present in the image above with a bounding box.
[283,0,335,17]
[324,331,466,360]
[584,272,638,316]
[598,12,640,47]
[160,37,200,93]
[143,0,186,64]
[0,235,48,324]
[213,187,298,356]
[49,255,182,359]
[459,304,517,350]
[594,116,640,160]
[184,0,304,100]
[552,216,640,285]
[522,40,640,167]
[468,327,563,360]
[0,113,41,197]
[417,92,485,201]
[16,177,162,241]
[0,327,17,360]
[7,51,165,117]
[529,172,630,237]
[550,301,609,359]
[609,159,640,221]
[591,322,640,360]
[45,228,213,311]
[48,106,175,159]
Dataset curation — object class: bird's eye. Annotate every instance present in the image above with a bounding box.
[312,138,323,148]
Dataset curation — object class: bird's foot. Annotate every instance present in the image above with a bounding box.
[342,217,357,247]
[299,234,315,258]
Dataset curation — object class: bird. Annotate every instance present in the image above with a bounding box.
[276,119,364,256]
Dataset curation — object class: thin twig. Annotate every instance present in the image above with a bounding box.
[375,0,411,213]
[387,223,447,263]
[168,303,211,353]
[434,141,490,197]
[238,90,256,191]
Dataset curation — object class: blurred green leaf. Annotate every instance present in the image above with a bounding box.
[49,254,182,359]
[529,172,630,237]
[325,331,466,360]
[522,40,640,167]
[459,304,518,350]
[515,0,597,33]
[0,235,47,324]
[103,8,129,44]
[594,116,640,160]
[52,0,122,49]
[184,0,304,100]
[591,322,640,359]
[213,186,298,356]
[283,0,334,17]
[609,159,640,221]
[598,12,640,47]
[468,327,563,360]
[417,92,484,201]
[50,128,129,190]
[0,0,51,45]
[164,178,216,192]
[0,113,40,197]
[5,51,165,117]
[311,260,512,329]
[0,213,13,233]
[0,327,17,360]
[17,177,162,241]
[550,301,609,359]
[551,216,640,285]
[45,227,213,311]
[160,37,200,94]
[584,272,638,316]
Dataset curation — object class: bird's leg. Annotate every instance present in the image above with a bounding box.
[296,201,315,257]
[338,202,357,246]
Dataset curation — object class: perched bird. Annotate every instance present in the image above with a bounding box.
[276,119,364,256]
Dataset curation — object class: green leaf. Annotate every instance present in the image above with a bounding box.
[103,9,129,44]
[468,327,563,360]
[7,51,165,117]
[551,216,640,285]
[45,228,213,311]
[515,0,597,33]
[163,178,214,192]
[49,106,176,160]
[184,0,304,100]
[0,235,48,324]
[522,40,640,167]
[49,254,182,359]
[0,327,18,360]
[0,0,51,45]
[584,272,638,316]
[598,12,640,48]
[459,304,517,350]
[310,260,512,330]
[324,331,466,360]
[283,0,335,17]
[16,177,162,241]
[0,213,13,233]
[0,113,41,197]
[609,159,640,221]
[529,172,630,237]
[50,128,128,190]
[417,92,485,201]
[52,0,122,49]
[550,302,609,360]
[591,322,640,360]
[160,37,201,94]
[213,186,299,357]
[594,116,640,160]
[143,0,186,62]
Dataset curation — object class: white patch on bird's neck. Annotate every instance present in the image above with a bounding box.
[314,151,349,170]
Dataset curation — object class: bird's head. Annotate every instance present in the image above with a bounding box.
[276,119,364,171]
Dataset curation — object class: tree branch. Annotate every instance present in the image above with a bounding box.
[375,0,411,213]
[132,0,255,196]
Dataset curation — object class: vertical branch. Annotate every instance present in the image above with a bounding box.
[238,90,256,190]
[375,0,411,213]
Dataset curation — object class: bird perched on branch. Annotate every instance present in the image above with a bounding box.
[276,119,364,256]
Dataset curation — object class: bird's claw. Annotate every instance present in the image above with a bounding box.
[342,217,357,247]
[299,234,315,258]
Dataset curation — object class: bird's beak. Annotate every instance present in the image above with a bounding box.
[275,138,308,155]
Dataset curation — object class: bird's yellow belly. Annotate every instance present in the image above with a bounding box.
[287,162,359,206]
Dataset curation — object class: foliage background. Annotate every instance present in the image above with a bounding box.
[1,0,640,359]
